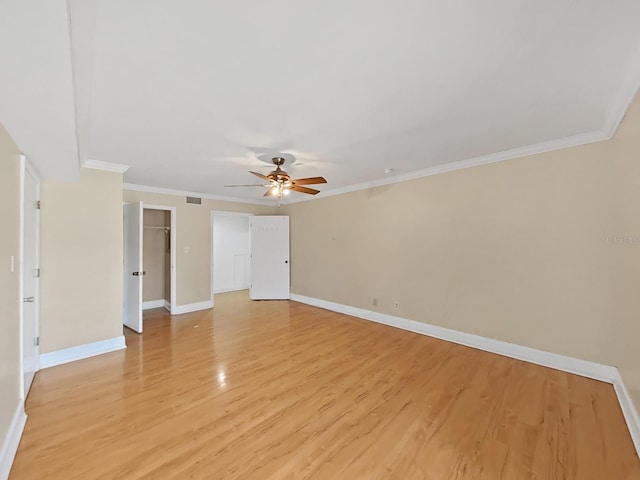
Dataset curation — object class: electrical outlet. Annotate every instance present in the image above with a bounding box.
[372,298,378,307]
[393,301,400,309]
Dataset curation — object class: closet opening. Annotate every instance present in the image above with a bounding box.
[143,205,176,314]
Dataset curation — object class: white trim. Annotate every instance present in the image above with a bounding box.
[18,156,25,399]
[124,183,273,206]
[0,403,27,480]
[34,170,40,374]
[290,293,640,457]
[18,155,41,398]
[39,336,126,369]
[143,299,165,310]
[141,204,177,315]
[164,300,171,311]
[24,158,40,183]
[143,204,175,210]
[284,131,608,204]
[214,287,250,295]
[211,210,254,217]
[171,300,213,315]
[612,374,640,456]
[83,159,130,174]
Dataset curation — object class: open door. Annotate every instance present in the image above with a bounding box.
[123,201,143,333]
[250,215,289,300]
[22,159,39,397]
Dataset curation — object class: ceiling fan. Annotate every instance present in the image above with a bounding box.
[225,157,327,200]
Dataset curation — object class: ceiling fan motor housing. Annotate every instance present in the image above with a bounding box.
[268,157,291,183]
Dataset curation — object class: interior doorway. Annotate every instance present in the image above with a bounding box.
[141,204,176,315]
[142,207,173,312]
[211,212,252,300]
[123,203,176,333]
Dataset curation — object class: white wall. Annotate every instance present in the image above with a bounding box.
[213,214,251,294]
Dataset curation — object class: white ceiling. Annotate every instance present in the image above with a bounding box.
[0,1,79,180]
[2,1,640,202]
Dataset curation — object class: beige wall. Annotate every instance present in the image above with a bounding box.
[123,190,276,305]
[283,96,640,413]
[142,209,168,302]
[0,123,22,449]
[40,168,124,353]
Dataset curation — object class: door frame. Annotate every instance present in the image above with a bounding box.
[19,155,40,399]
[143,204,177,314]
[210,210,253,306]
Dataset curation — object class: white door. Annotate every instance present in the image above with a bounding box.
[22,163,39,397]
[250,215,290,300]
[123,201,143,333]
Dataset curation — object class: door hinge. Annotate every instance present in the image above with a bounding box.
[36,200,41,209]
[35,268,40,278]
[35,336,40,347]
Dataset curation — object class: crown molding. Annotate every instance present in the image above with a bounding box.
[122,183,274,206]
[83,159,130,173]
[125,129,609,208]
[283,129,609,204]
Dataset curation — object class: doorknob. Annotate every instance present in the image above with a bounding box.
[23,296,35,303]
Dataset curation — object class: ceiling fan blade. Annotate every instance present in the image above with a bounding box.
[291,185,320,195]
[263,189,276,197]
[291,176,327,185]
[224,184,267,187]
[250,171,271,181]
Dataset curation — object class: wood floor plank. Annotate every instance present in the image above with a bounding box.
[10,291,640,479]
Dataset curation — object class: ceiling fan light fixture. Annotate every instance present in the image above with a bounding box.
[226,156,327,200]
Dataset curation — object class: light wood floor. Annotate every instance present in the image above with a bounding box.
[11,291,640,479]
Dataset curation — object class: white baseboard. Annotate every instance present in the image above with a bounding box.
[171,300,213,315]
[213,287,249,295]
[164,300,171,311]
[0,402,26,480]
[612,374,640,456]
[143,299,166,310]
[40,335,126,369]
[290,293,640,458]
